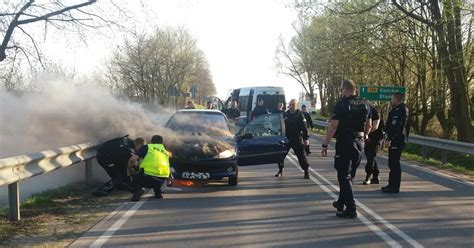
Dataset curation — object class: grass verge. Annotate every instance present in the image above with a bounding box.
[0,183,129,247]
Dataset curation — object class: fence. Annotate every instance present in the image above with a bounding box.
[313,120,474,162]
[0,142,100,221]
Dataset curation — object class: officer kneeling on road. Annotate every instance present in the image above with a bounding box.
[128,135,171,202]
[321,80,372,218]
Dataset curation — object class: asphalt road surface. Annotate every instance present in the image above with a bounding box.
[71,135,474,248]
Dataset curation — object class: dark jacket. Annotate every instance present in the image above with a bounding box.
[332,95,370,140]
[385,103,409,143]
[302,112,313,129]
[251,106,269,120]
[283,109,309,142]
[225,107,241,120]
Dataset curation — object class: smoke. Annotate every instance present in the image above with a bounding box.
[0,79,236,160]
[0,79,173,158]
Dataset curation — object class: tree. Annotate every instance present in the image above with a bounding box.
[106,27,215,109]
[392,0,473,141]
[0,0,97,65]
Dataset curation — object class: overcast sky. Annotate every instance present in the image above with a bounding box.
[46,0,303,101]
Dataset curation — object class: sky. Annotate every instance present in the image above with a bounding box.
[44,0,304,102]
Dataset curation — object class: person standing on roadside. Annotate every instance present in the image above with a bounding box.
[382,92,409,193]
[224,100,241,121]
[301,104,314,155]
[363,105,383,185]
[274,102,285,113]
[273,102,286,174]
[250,98,269,120]
[280,99,311,179]
[321,80,372,218]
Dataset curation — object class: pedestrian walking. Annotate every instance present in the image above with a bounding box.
[279,99,311,179]
[321,80,372,218]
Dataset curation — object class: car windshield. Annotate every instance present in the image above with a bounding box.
[166,112,231,136]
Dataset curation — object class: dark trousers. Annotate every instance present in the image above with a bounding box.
[305,144,311,155]
[388,141,405,189]
[131,171,165,194]
[364,141,380,178]
[335,137,364,212]
[288,139,310,171]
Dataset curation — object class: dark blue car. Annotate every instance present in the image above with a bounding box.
[165,110,289,186]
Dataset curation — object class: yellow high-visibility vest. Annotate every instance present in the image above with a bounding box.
[139,144,170,178]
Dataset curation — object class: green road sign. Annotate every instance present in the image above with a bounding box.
[359,86,406,101]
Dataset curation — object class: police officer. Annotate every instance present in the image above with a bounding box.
[274,102,285,113]
[225,100,241,121]
[273,102,286,176]
[363,105,383,185]
[301,104,314,155]
[281,99,311,179]
[250,98,269,120]
[321,80,372,218]
[382,92,409,193]
[128,135,171,201]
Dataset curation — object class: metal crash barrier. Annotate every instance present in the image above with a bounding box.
[0,142,100,221]
[313,120,474,162]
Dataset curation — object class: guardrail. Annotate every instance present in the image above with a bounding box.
[313,120,474,162]
[0,142,100,221]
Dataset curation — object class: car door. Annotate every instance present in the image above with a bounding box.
[236,113,289,166]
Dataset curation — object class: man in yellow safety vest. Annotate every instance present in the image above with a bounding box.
[128,135,171,201]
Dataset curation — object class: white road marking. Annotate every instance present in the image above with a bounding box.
[289,153,424,248]
[287,156,402,248]
[89,195,149,248]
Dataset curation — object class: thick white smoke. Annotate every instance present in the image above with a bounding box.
[0,80,173,158]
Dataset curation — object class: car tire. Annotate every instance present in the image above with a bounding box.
[228,175,238,186]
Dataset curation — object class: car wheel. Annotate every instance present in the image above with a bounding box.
[228,175,238,186]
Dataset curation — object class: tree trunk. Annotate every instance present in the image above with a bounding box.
[431,0,473,141]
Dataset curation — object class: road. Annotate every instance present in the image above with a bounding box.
[71,135,474,248]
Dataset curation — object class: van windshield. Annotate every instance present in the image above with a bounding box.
[257,94,285,112]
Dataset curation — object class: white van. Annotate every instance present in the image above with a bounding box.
[225,86,286,121]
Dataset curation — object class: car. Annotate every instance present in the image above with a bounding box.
[165,110,289,186]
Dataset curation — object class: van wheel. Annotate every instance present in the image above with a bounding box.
[228,175,238,186]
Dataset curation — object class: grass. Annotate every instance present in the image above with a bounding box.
[0,183,129,247]
[310,129,474,177]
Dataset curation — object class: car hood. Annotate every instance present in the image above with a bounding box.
[166,135,235,160]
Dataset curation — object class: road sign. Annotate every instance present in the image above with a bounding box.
[169,85,179,97]
[359,86,406,101]
[190,84,198,99]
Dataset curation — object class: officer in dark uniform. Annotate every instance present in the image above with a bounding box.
[363,105,383,185]
[301,104,314,155]
[321,80,372,218]
[382,92,409,193]
[281,99,311,179]
[224,100,241,121]
[250,98,269,120]
[273,102,286,176]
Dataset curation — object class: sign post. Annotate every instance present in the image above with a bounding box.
[359,86,406,101]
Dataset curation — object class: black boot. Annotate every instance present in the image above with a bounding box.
[304,170,309,179]
[275,168,283,177]
[370,176,379,184]
[362,175,371,185]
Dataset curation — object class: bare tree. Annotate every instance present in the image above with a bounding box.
[0,0,98,64]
